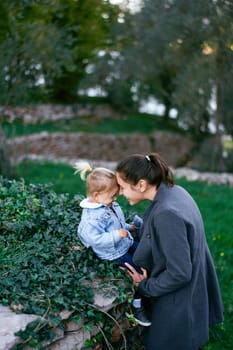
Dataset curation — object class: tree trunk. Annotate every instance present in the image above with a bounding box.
[0,127,14,178]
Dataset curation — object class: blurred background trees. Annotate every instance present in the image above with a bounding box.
[0,0,232,136]
[0,0,232,162]
[0,0,120,105]
[84,0,233,137]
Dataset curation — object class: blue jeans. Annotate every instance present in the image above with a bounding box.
[116,242,143,274]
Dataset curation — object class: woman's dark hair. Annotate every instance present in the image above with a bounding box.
[116,153,174,187]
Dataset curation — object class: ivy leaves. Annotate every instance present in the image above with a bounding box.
[0,177,129,318]
[0,177,132,348]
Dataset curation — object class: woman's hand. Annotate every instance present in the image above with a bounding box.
[124,262,147,287]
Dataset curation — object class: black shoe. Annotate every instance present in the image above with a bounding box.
[126,305,151,327]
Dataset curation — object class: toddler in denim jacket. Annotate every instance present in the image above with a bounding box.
[74,161,151,327]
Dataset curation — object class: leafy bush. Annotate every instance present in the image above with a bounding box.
[0,177,131,348]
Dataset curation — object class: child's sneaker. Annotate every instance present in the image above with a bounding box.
[126,305,151,327]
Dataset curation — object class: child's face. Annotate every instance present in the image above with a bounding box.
[95,185,119,206]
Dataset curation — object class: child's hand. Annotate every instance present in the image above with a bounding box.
[129,224,136,232]
[119,229,129,238]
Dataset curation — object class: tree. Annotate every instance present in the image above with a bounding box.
[0,127,14,178]
[0,0,77,105]
[79,7,142,111]
[90,0,233,136]
[167,0,233,136]
[47,0,120,102]
[0,0,119,105]
[135,0,233,135]
[0,0,121,176]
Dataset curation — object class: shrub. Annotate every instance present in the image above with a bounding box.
[0,177,131,348]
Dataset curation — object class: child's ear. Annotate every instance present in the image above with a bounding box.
[92,192,99,202]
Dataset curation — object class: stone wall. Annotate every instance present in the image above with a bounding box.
[2,103,196,167]
[4,103,232,173]
[7,132,233,186]
[8,131,195,168]
[0,283,130,350]
[0,104,119,124]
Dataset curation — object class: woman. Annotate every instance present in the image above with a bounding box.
[116,153,223,350]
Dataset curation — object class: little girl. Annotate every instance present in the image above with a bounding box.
[74,161,151,327]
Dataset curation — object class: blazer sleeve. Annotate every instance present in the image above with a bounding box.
[138,210,193,297]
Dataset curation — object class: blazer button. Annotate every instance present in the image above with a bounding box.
[146,234,151,238]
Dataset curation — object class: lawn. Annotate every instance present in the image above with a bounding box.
[2,112,183,138]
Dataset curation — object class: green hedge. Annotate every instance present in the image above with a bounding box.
[0,177,131,348]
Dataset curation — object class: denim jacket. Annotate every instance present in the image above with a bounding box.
[77,198,137,261]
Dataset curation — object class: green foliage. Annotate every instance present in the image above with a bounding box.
[97,0,233,135]
[0,0,120,105]
[48,0,120,102]
[0,0,76,105]
[0,177,131,347]
[0,0,232,136]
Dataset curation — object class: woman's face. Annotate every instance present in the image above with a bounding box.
[116,173,143,205]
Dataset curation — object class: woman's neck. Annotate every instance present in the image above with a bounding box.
[145,185,158,201]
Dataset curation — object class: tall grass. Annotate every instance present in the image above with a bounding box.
[15,161,233,349]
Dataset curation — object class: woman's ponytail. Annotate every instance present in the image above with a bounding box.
[149,153,174,186]
[116,153,174,187]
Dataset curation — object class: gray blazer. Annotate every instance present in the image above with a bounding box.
[134,183,223,350]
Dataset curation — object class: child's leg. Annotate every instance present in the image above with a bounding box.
[127,294,151,327]
[115,247,151,326]
[132,288,142,308]
[127,288,151,327]
[116,249,143,274]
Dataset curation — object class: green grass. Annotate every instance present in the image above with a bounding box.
[15,160,233,349]
[2,113,182,138]
[16,161,86,196]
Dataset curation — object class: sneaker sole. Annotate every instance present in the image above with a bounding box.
[125,312,151,327]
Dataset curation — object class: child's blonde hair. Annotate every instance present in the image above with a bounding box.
[74,161,117,197]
